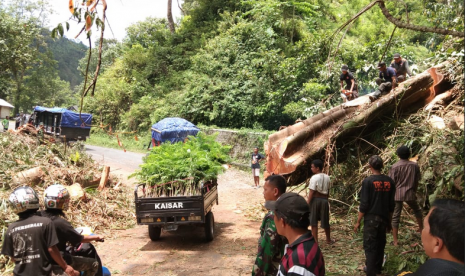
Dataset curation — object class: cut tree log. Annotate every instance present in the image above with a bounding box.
[12,167,44,185]
[98,166,110,191]
[424,90,453,111]
[264,63,450,186]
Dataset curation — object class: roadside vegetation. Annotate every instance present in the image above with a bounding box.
[0,0,463,275]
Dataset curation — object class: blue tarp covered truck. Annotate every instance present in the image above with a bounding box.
[149,117,200,147]
[33,106,92,141]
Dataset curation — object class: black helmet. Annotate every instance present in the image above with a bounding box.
[341,65,349,71]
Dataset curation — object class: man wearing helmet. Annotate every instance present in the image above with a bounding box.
[1,186,79,276]
[42,184,104,276]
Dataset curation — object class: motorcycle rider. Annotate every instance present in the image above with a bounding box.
[1,186,78,276]
[41,184,105,276]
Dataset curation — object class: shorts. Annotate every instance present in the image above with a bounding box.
[252,168,260,177]
[309,197,330,228]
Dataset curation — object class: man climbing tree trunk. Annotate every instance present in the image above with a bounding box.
[167,0,176,34]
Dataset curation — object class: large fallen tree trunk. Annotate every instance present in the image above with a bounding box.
[264,63,449,186]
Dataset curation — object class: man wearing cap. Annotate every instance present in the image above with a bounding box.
[390,53,412,83]
[252,175,287,276]
[267,192,325,276]
[339,65,358,102]
[389,146,422,247]
[354,155,395,276]
[371,62,397,101]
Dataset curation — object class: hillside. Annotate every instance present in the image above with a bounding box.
[42,29,87,89]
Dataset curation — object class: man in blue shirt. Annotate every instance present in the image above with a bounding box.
[371,62,397,101]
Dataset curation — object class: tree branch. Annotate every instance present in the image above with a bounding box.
[378,1,464,38]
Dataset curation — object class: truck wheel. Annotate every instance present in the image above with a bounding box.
[148,225,161,241]
[205,212,215,242]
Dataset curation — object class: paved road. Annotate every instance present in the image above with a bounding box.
[85,144,145,183]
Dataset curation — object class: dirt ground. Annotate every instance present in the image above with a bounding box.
[96,168,265,276]
[95,167,402,276]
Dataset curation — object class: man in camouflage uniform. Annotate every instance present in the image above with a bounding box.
[37,122,45,144]
[252,175,287,276]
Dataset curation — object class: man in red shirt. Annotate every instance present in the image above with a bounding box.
[267,192,325,276]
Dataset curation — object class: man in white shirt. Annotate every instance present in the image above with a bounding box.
[306,159,334,245]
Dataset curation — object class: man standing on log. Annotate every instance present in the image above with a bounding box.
[371,62,397,101]
[354,155,395,276]
[340,65,358,102]
[389,145,423,247]
[252,175,287,276]
[390,53,412,83]
[307,159,334,245]
[251,147,265,188]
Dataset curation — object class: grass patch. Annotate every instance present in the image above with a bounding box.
[85,131,152,153]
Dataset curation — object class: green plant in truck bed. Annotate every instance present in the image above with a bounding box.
[130,132,231,197]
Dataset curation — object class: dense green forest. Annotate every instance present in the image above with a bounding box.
[0,1,86,114]
[78,0,463,132]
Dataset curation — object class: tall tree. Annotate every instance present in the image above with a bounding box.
[167,0,176,33]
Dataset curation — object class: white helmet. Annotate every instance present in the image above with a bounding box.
[9,186,40,214]
[44,184,70,210]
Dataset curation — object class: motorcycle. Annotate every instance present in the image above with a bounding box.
[70,227,111,276]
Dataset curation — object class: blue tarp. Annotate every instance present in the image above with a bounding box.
[151,117,199,143]
[34,106,92,129]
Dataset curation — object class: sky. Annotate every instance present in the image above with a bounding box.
[48,0,183,44]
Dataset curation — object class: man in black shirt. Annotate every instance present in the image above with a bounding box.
[42,184,105,276]
[354,155,395,276]
[339,65,358,102]
[1,186,78,276]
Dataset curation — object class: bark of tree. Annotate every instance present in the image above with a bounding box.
[98,166,110,191]
[378,1,464,38]
[264,64,449,186]
[167,0,176,34]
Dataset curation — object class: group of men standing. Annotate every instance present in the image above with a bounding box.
[252,145,464,276]
[339,53,413,102]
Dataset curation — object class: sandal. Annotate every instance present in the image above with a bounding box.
[326,238,337,245]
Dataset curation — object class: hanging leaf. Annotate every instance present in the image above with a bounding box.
[51,27,57,38]
[95,18,105,30]
[69,0,74,14]
[85,14,93,32]
[65,22,70,31]
[57,23,64,37]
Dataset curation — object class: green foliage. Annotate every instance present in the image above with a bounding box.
[131,133,231,196]
[0,3,82,114]
[69,151,80,164]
